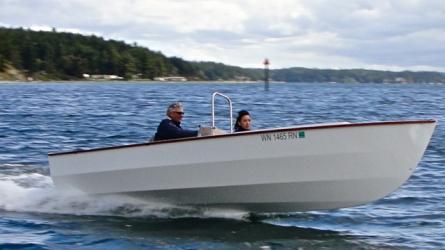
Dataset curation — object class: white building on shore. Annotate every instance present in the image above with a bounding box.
[154,76,187,82]
[83,74,124,80]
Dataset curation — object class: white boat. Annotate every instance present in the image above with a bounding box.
[48,93,437,212]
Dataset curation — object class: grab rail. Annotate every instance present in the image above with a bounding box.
[211,92,233,133]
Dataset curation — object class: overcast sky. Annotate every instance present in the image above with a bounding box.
[1,0,444,71]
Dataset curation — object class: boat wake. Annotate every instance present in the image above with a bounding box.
[0,166,248,220]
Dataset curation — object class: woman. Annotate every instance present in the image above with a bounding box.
[234,110,251,132]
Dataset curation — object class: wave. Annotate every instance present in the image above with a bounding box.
[0,171,247,220]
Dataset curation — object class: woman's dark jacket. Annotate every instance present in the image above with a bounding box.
[234,126,249,132]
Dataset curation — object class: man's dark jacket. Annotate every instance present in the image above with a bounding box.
[154,119,197,141]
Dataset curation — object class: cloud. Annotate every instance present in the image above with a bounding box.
[0,0,444,71]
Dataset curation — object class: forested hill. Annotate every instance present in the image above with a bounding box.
[0,27,196,80]
[1,27,445,83]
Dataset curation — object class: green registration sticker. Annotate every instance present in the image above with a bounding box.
[298,131,305,138]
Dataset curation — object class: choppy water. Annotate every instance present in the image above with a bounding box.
[0,82,444,249]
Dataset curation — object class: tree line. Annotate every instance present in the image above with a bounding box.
[0,27,184,80]
[1,27,444,83]
[271,67,445,83]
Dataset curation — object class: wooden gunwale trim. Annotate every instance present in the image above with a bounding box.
[48,119,436,156]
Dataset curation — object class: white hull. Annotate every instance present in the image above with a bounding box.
[49,120,436,212]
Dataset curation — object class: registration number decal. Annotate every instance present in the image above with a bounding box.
[260,131,305,142]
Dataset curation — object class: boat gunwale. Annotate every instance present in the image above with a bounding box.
[48,119,436,156]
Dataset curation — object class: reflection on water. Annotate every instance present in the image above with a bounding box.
[2,211,393,249]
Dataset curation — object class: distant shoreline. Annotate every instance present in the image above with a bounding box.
[1,80,443,86]
[0,80,286,84]
[2,27,445,85]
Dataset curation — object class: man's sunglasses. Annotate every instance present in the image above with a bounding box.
[174,111,185,115]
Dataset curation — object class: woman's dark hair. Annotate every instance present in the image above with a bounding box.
[234,110,250,131]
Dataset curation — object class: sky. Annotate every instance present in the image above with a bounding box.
[1,0,444,72]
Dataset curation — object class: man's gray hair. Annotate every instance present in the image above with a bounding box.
[166,102,183,116]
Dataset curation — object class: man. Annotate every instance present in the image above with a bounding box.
[153,102,198,141]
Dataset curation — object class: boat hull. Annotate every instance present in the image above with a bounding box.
[49,120,436,212]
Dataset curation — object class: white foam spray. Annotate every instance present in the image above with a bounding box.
[0,171,247,220]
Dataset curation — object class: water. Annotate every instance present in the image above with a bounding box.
[0,82,444,249]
